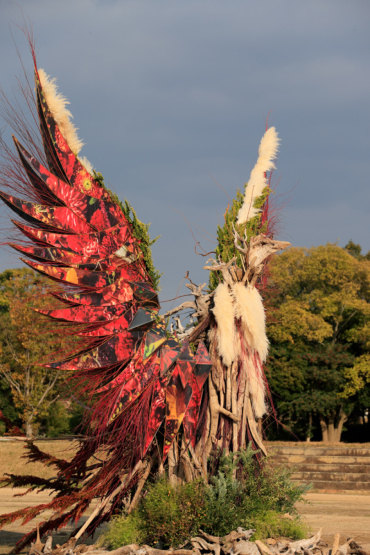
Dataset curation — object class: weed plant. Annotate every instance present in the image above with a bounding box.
[100,447,311,550]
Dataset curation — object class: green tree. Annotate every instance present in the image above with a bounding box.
[0,269,74,437]
[340,354,370,398]
[345,240,370,261]
[265,244,370,442]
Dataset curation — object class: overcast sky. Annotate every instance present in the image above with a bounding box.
[0,0,369,306]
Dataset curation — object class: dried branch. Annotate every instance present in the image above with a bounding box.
[162,301,197,318]
[203,257,236,286]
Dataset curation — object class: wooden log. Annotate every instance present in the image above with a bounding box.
[332,534,340,555]
[198,529,221,543]
[337,538,354,555]
[88,546,139,555]
[28,546,43,555]
[142,547,193,555]
[128,457,155,513]
[43,536,53,554]
[230,540,259,555]
[74,461,143,540]
[245,395,267,456]
[286,529,322,555]
[74,546,92,554]
[48,538,77,555]
[255,540,274,555]
[223,529,255,544]
[34,524,44,553]
[187,313,211,344]
[348,540,370,555]
[191,536,215,551]
[231,360,238,455]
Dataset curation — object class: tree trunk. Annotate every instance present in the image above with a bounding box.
[327,416,336,443]
[320,418,328,443]
[25,417,33,438]
[334,408,347,442]
[320,409,347,443]
[306,412,312,442]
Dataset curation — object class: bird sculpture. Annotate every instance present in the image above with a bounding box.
[0,48,290,551]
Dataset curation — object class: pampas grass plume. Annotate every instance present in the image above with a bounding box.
[237,127,280,224]
[38,69,84,156]
[232,282,269,363]
[79,155,94,175]
[212,283,236,367]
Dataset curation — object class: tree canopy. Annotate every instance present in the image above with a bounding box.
[265,243,370,442]
[0,268,79,436]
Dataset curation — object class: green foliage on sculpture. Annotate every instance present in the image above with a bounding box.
[209,185,270,290]
[209,127,279,290]
[93,170,162,291]
[122,199,162,290]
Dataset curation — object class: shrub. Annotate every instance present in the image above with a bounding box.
[99,448,311,550]
[139,477,207,548]
[200,447,310,537]
[249,511,310,541]
[98,512,144,550]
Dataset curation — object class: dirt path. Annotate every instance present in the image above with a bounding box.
[296,493,370,549]
[0,489,101,555]
[0,489,369,554]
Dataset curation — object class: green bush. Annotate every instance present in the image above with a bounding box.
[199,447,310,537]
[139,477,206,548]
[97,512,144,549]
[250,511,310,541]
[100,448,311,550]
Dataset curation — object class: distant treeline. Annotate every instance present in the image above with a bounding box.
[0,240,369,441]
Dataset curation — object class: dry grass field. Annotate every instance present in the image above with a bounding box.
[0,440,369,554]
[0,489,369,555]
[0,440,78,480]
[0,440,97,554]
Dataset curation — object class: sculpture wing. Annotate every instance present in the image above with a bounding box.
[0,61,212,546]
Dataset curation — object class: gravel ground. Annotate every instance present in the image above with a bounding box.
[0,489,369,554]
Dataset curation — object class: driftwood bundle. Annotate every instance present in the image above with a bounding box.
[28,527,370,555]
[161,232,290,485]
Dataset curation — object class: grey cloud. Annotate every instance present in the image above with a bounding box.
[0,0,369,302]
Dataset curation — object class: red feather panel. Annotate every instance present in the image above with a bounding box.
[1,63,213,465]
[0,57,213,547]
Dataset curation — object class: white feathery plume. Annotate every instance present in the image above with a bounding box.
[78,155,94,175]
[237,127,280,224]
[232,282,269,363]
[38,69,84,156]
[212,283,236,367]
